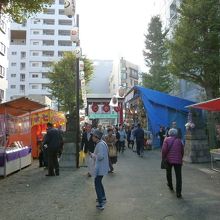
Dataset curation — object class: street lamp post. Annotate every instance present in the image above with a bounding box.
[75,14,80,168]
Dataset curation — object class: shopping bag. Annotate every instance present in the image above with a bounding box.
[109,145,117,157]
[79,150,86,167]
[161,159,168,169]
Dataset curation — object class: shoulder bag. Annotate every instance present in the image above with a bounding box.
[161,138,176,169]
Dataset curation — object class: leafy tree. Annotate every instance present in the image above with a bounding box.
[48,52,94,114]
[0,0,53,23]
[169,0,220,99]
[143,15,172,93]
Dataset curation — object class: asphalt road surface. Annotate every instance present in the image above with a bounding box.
[0,149,220,220]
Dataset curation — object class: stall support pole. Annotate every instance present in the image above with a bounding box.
[75,14,80,169]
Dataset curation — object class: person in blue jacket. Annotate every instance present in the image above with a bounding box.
[91,129,109,210]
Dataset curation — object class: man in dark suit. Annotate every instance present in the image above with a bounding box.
[134,123,145,157]
[43,122,63,176]
[81,124,96,176]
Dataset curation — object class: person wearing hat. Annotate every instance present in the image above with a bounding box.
[90,129,109,210]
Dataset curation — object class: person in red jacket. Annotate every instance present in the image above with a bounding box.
[162,128,184,198]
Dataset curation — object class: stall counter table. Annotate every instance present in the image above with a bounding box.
[0,147,32,177]
[210,149,220,172]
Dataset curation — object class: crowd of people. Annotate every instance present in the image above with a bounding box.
[39,120,184,210]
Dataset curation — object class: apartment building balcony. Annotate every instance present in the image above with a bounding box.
[10,30,26,45]
[29,78,50,84]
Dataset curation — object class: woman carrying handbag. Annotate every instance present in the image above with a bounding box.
[103,127,117,173]
[162,128,184,198]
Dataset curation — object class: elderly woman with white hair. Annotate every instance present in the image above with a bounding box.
[162,128,184,198]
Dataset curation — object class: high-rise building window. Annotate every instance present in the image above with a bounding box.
[0,42,6,56]
[0,19,6,33]
[43,29,54,35]
[31,62,40,67]
[59,9,64,15]
[11,51,17,55]
[11,74,16,78]
[42,51,54,57]
[42,84,49,90]
[31,85,39,89]
[43,8,55,15]
[20,74,25,82]
[0,65,5,77]
[32,51,39,56]
[10,85,16,89]
[20,85,25,92]
[58,51,64,57]
[43,40,54,46]
[32,30,40,35]
[32,74,39,78]
[21,51,26,59]
[20,62,26,70]
[11,62,16,66]
[58,40,72,46]
[21,21,27,27]
[33,19,41,24]
[59,0,64,5]
[32,41,40,45]
[42,61,52,67]
[42,72,49,78]
[43,19,55,25]
[0,89,4,102]
[58,20,72,26]
[58,30,70,36]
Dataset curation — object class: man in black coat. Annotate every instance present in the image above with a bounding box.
[134,123,145,157]
[81,124,95,153]
[81,124,96,176]
[43,122,63,176]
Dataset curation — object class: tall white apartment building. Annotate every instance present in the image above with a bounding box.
[7,0,75,102]
[0,15,9,103]
[109,57,139,96]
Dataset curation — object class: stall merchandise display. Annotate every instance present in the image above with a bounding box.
[210,148,220,172]
[0,146,32,177]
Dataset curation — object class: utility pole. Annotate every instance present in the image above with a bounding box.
[75,14,80,168]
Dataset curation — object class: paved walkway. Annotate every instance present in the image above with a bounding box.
[0,149,220,220]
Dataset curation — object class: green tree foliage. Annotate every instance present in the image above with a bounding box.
[48,52,94,113]
[0,0,53,23]
[169,0,220,99]
[143,15,172,93]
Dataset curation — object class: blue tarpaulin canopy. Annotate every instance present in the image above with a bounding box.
[129,86,195,146]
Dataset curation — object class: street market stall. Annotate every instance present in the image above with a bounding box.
[124,86,194,147]
[187,98,220,171]
[0,97,46,177]
[30,109,66,158]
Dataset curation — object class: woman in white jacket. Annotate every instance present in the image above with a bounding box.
[91,129,109,210]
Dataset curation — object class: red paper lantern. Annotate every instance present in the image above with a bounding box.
[103,103,110,112]
[92,103,99,112]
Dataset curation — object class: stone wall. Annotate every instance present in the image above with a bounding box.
[184,129,210,163]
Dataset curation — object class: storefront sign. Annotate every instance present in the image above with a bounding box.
[89,113,118,119]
